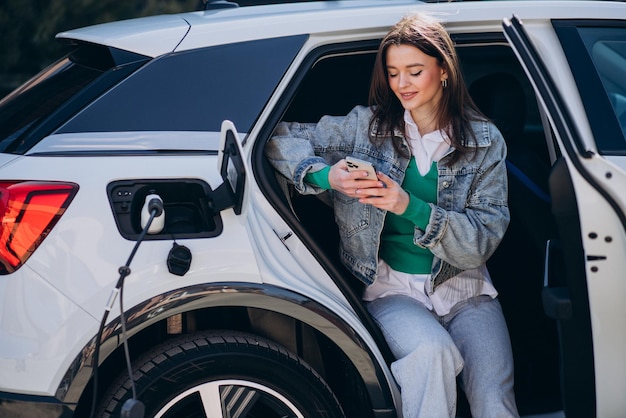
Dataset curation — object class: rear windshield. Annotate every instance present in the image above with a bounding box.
[0,43,148,154]
[57,35,308,136]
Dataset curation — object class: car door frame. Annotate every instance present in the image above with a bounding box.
[504,14,626,417]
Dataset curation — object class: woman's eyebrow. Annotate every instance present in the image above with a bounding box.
[386,63,425,70]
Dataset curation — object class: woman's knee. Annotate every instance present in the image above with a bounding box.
[399,330,463,375]
[418,330,457,356]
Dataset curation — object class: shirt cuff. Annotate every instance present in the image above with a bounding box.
[304,166,331,190]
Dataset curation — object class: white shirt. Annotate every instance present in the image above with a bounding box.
[362,110,498,316]
[403,110,450,176]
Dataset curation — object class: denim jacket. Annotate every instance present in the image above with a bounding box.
[265,105,509,293]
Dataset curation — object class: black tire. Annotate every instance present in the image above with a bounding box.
[97,330,345,418]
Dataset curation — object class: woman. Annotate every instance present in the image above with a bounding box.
[266,13,518,418]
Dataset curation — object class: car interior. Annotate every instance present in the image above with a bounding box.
[259,37,564,416]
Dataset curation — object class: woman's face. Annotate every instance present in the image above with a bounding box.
[386,43,447,123]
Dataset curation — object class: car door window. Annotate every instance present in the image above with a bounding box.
[584,28,626,139]
[555,21,626,154]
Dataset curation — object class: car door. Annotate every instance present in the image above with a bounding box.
[504,15,626,418]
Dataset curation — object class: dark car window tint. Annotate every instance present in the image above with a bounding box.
[58,35,307,135]
[555,21,626,154]
[583,28,626,143]
[283,51,375,123]
[0,43,146,154]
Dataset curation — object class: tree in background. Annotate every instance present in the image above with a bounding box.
[0,0,202,98]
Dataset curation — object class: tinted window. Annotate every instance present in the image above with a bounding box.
[555,21,626,154]
[0,44,147,154]
[283,50,375,123]
[58,35,307,135]
[583,28,626,139]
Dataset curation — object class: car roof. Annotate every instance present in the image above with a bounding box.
[55,0,626,57]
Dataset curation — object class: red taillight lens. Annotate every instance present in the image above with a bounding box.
[0,181,78,274]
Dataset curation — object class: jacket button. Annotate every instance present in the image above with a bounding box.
[442,181,450,188]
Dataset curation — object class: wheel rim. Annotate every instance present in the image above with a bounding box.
[154,379,305,418]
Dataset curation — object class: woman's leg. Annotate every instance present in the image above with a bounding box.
[445,296,519,418]
[367,294,464,418]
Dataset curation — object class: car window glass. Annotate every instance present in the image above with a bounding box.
[283,50,375,123]
[58,35,307,136]
[0,43,149,154]
[583,28,626,140]
[556,22,626,154]
[0,58,81,152]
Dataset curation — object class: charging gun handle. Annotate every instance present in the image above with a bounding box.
[141,194,164,234]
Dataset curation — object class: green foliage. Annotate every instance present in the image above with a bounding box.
[0,0,202,98]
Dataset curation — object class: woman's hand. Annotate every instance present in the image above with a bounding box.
[328,160,409,215]
[357,171,409,215]
[328,159,382,195]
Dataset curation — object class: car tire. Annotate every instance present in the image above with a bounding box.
[97,330,345,418]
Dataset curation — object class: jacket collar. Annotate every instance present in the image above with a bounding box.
[370,118,492,149]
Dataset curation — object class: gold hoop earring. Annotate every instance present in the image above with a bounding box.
[442,79,448,88]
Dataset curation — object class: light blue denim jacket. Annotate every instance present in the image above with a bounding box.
[265,105,509,293]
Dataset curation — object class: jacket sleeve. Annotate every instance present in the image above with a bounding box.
[265,105,368,195]
[415,123,510,270]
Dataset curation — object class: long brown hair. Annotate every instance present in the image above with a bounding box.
[368,13,484,163]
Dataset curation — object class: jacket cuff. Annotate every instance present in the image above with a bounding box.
[294,156,329,194]
[414,204,447,247]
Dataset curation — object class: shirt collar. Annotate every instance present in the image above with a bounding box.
[404,110,451,175]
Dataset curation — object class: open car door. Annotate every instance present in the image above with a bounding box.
[503,15,626,418]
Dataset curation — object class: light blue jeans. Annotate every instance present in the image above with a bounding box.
[367,294,519,418]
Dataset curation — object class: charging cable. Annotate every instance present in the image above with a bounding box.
[90,194,164,418]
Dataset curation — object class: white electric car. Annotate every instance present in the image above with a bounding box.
[1,1,626,417]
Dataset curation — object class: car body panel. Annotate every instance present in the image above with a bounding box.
[3,1,626,417]
[0,265,96,396]
[28,131,221,154]
[55,14,190,57]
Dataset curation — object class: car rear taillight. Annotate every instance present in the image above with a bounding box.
[0,181,78,274]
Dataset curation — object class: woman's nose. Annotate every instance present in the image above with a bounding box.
[398,73,410,87]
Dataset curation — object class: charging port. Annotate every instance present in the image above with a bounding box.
[108,179,223,241]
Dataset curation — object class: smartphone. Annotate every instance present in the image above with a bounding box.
[346,156,377,180]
